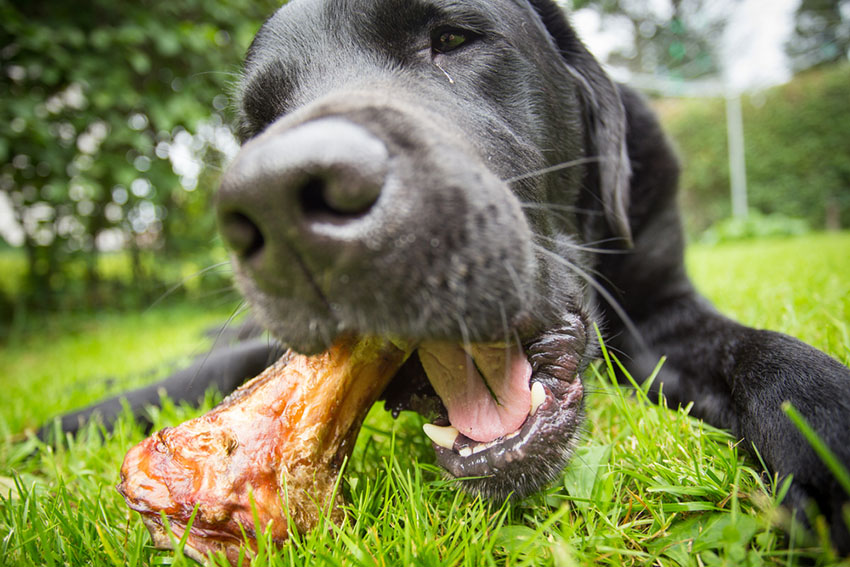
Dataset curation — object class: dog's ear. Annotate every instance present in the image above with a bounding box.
[527,0,633,246]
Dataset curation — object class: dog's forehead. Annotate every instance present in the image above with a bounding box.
[252,0,547,48]
[276,0,536,17]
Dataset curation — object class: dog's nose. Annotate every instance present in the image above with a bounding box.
[216,118,388,262]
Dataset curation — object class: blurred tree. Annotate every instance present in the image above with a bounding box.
[0,0,279,313]
[659,65,850,234]
[786,0,850,71]
[569,0,734,80]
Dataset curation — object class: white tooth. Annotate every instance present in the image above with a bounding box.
[423,424,459,450]
[459,447,472,458]
[530,382,546,415]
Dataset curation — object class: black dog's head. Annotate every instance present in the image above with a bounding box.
[216,0,631,498]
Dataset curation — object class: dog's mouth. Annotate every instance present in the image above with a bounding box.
[379,314,588,498]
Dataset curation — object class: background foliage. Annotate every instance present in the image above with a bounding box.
[787,0,850,71]
[0,0,278,330]
[657,64,850,235]
[570,0,730,80]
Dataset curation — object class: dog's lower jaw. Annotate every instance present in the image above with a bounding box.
[419,315,590,500]
[434,377,584,500]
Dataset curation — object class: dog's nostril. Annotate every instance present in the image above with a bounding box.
[298,174,381,219]
[219,211,265,259]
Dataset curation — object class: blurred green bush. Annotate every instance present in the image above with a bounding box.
[657,64,850,236]
[698,210,811,244]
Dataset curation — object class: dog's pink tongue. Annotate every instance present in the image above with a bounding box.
[418,341,532,443]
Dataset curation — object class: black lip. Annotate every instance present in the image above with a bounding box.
[382,313,591,500]
[433,375,583,499]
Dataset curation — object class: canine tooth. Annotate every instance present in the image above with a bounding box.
[530,382,546,415]
[422,424,459,450]
[459,447,472,458]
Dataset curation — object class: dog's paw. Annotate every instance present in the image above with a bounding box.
[732,330,850,552]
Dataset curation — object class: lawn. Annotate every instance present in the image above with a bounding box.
[1,232,849,566]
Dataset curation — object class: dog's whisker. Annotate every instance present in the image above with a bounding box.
[580,236,635,248]
[580,386,619,397]
[200,162,228,174]
[452,310,479,391]
[519,202,603,216]
[502,260,573,339]
[194,286,244,303]
[499,302,511,348]
[536,242,626,313]
[532,244,646,352]
[505,156,602,184]
[521,206,577,231]
[146,261,233,312]
[532,234,629,256]
[501,261,568,328]
[503,262,528,315]
[189,299,250,388]
[190,69,245,80]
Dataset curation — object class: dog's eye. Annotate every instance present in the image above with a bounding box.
[432,28,477,54]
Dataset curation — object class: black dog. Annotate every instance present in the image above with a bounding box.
[46,0,850,550]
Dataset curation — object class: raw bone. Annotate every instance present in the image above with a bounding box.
[117,336,409,565]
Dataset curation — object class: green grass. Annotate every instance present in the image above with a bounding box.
[686,232,850,364]
[2,232,849,566]
[0,304,241,433]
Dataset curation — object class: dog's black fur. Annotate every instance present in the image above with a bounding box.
[43,0,850,550]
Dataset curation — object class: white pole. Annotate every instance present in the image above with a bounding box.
[725,92,748,218]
